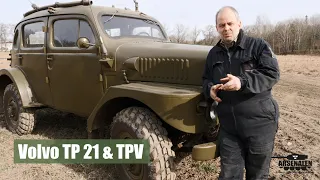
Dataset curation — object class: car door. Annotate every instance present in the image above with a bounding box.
[18,17,53,106]
[47,15,104,116]
[9,27,20,67]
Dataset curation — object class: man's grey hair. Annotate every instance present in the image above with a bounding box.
[215,6,240,25]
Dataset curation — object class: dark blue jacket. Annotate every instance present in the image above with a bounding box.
[202,29,280,133]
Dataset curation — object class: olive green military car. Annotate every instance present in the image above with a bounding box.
[1,0,219,179]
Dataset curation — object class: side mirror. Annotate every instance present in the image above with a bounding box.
[76,37,95,49]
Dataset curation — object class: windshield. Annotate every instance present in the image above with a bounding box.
[101,15,166,40]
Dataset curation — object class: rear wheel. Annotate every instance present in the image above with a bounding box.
[3,83,35,135]
[110,107,176,180]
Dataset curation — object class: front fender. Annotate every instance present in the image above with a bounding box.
[0,68,42,107]
[87,82,207,134]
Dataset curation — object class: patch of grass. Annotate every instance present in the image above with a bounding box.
[192,161,217,173]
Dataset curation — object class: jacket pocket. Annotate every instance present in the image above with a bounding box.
[240,56,256,73]
[259,98,276,120]
[211,61,225,83]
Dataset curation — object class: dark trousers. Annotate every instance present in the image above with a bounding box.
[217,119,278,180]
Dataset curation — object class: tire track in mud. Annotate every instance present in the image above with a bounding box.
[277,110,319,153]
[269,73,320,179]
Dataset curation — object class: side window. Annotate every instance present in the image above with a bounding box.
[79,20,95,44]
[23,22,45,48]
[13,30,19,49]
[53,19,95,47]
[53,20,78,47]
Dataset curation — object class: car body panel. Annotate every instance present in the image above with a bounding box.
[0,68,43,108]
[87,82,208,134]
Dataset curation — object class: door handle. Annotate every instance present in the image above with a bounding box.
[7,53,12,61]
[17,54,23,65]
[47,55,54,70]
[47,56,53,61]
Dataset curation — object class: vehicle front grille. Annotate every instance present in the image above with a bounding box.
[139,57,189,80]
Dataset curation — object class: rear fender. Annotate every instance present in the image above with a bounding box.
[0,68,42,112]
[87,82,208,134]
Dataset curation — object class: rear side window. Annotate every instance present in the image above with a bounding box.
[53,19,95,47]
[23,22,45,48]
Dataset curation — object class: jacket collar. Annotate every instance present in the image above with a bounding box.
[216,29,246,51]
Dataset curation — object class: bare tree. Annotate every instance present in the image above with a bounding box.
[0,23,8,50]
[189,26,201,44]
[308,14,320,52]
[244,15,273,39]
[0,24,15,51]
[243,24,259,38]
[202,25,218,45]
[161,23,170,36]
[170,24,189,43]
[287,18,306,53]
[237,14,320,54]
[274,21,291,54]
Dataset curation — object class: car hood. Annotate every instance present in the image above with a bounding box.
[115,41,212,60]
[114,41,213,86]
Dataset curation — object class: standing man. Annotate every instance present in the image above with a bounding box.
[202,6,280,180]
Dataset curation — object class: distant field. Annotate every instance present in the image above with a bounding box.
[0,52,319,179]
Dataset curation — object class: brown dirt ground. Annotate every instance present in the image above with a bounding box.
[0,52,319,180]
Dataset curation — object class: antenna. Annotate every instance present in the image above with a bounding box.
[133,0,139,11]
[27,0,39,10]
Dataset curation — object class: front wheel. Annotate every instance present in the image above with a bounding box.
[3,83,36,135]
[110,107,176,180]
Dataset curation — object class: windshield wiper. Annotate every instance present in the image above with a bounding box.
[104,10,118,23]
[143,19,158,25]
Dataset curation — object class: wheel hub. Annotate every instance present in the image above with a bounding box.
[118,131,144,179]
[126,164,143,179]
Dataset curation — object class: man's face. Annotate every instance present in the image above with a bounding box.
[216,9,242,43]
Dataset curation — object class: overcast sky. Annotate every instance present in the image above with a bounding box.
[1,0,320,32]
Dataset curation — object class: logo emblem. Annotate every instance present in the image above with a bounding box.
[272,154,313,171]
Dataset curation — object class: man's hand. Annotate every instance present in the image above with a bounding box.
[210,84,223,102]
[219,74,241,91]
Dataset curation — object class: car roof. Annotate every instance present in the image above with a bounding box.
[19,5,158,25]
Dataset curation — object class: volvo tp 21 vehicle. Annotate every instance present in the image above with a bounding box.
[1,1,219,179]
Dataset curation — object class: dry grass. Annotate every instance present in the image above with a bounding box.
[278,55,320,76]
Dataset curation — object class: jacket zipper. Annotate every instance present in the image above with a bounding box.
[226,48,237,132]
[227,50,231,74]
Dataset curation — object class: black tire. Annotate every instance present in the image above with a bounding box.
[110,107,176,180]
[3,83,35,135]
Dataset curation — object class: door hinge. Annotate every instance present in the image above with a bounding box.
[45,77,49,83]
